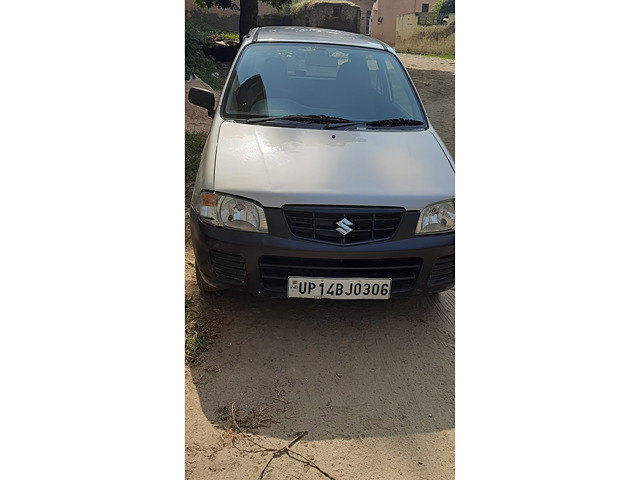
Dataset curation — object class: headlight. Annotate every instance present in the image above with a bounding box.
[196,191,268,233]
[416,199,455,234]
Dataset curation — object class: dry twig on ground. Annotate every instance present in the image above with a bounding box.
[230,403,336,480]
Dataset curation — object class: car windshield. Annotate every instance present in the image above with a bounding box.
[221,42,426,127]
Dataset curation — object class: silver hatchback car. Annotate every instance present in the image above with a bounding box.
[188,26,454,300]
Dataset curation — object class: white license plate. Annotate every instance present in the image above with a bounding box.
[287,277,392,300]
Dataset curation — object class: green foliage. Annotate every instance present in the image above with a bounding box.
[193,0,238,9]
[185,131,208,184]
[185,295,195,310]
[185,295,207,364]
[192,0,291,39]
[185,57,227,90]
[432,0,454,14]
[422,53,455,60]
[440,0,455,15]
[432,0,445,13]
[193,0,291,11]
[185,20,205,68]
[185,15,232,89]
[291,0,347,13]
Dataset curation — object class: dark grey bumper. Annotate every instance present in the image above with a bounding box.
[190,206,454,297]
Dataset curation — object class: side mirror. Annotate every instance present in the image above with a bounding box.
[188,88,216,118]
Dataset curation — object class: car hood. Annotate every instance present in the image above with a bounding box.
[213,122,454,210]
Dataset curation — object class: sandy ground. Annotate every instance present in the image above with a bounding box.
[399,54,455,160]
[185,54,455,480]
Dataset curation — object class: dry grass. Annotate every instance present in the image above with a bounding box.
[396,25,455,56]
[185,295,207,364]
[218,390,291,432]
[219,403,281,430]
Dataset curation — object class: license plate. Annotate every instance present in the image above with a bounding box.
[287,277,392,300]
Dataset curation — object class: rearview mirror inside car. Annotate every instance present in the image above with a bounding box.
[188,88,216,118]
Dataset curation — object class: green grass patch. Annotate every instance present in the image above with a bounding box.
[403,52,455,60]
[185,15,234,89]
[185,131,208,184]
[185,43,228,90]
[185,295,207,364]
[185,61,226,90]
[423,53,455,60]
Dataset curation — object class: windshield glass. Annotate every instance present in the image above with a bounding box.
[221,42,426,125]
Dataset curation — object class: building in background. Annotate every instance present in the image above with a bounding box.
[370,0,433,46]
[290,1,362,33]
[348,0,375,35]
[187,0,435,40]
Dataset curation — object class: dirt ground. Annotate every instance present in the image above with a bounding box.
[185,54,455,480]
[398,54,455,160]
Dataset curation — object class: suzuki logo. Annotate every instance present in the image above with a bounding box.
[336,218,353,236]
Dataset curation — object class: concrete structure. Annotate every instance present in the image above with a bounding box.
[370,0,434,46]
[396,12,454,55]
[349,0,375,35]
[291,1,361,33]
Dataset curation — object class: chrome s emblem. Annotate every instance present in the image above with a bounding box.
[336,218,353,236]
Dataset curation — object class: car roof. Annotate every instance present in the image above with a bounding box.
[246,26,389,51]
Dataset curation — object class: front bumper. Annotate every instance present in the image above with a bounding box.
[190,206,454,297]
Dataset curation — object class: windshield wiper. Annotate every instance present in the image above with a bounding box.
[246,115,354,124]
[326,118,426,130]
[324,121,366,130]
[365,118,425,127]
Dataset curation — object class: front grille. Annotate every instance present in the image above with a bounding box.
[210,250,247,285]
[259,256,422,294]
[283,207,404,245]
[427,254,455,288]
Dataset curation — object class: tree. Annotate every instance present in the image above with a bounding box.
[440,0,455,16]
[194,0,291,39]
[432,0,454,15]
